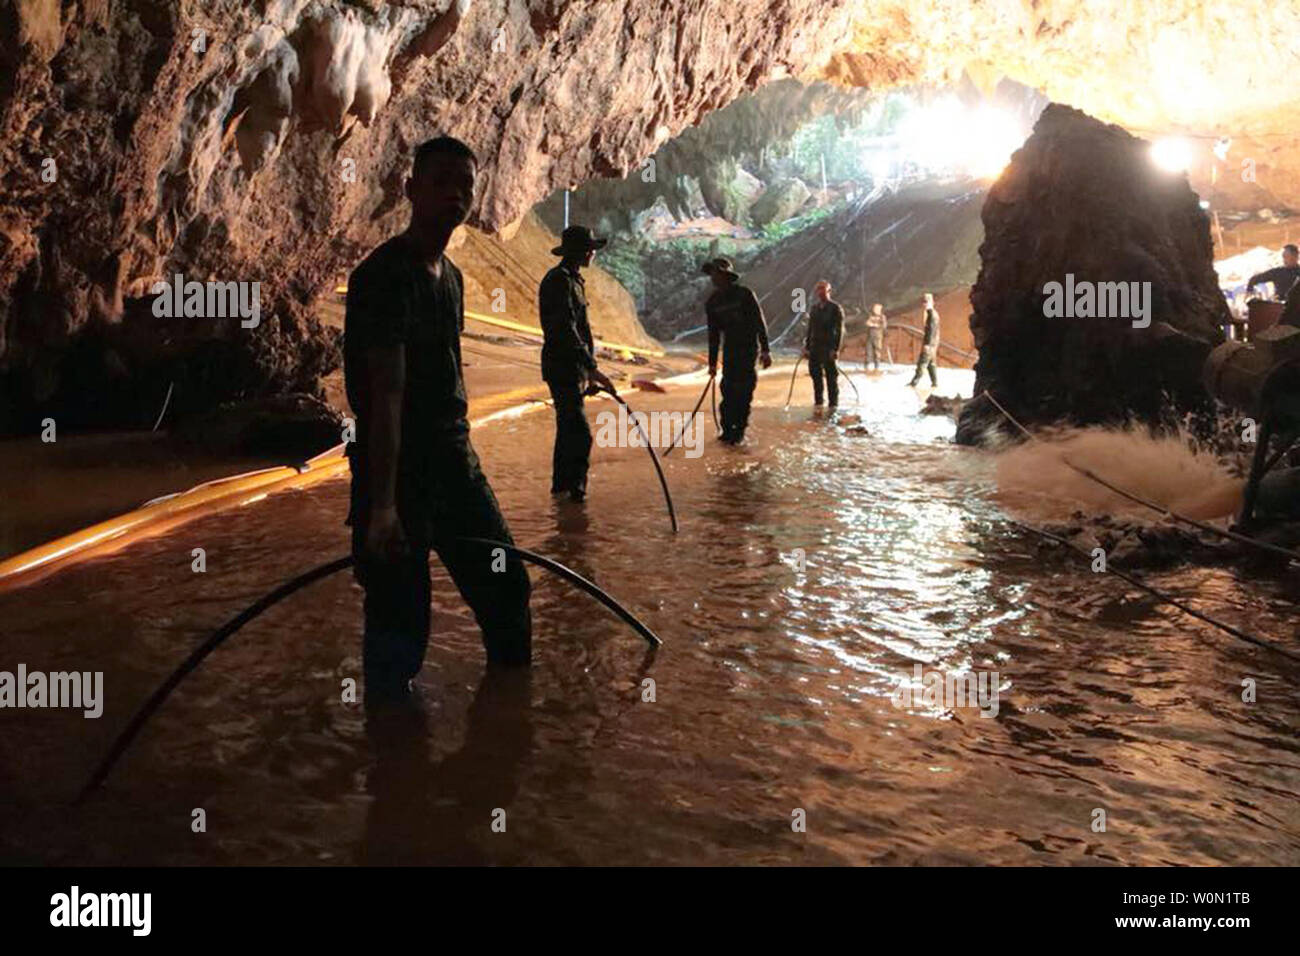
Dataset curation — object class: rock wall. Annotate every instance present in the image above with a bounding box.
[1,1,1294,433]
[535,78,877,236]
[955,105,1229,445]
[0,0,857,433]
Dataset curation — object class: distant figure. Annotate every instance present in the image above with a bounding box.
[906,292,940,388]
[865,302,888,371]
[344,135,532,704]
[1246,244,1300,301]
[704,257,772,444]
[539,225,616,503]
[803,280,844,407]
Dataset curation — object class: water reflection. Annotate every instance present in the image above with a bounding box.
[1,367,1296,865]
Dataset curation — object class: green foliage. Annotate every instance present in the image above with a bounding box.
[756,202,839,244]
[786,93,913,184]
[599,240,649,304]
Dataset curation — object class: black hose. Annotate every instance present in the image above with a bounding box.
[1009,518,1300,663]
[75,555,353,803]
[663,377,712,458]
[75,538,664,803]
[783,356,803,409]
[838,363,862,405]
[462,538,662,648]
[710,375,719,433]
[604,389,679,533]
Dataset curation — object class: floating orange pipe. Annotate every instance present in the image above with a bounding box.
[0,322,669,593]
[0,452,348,593]
[466,309,664,358]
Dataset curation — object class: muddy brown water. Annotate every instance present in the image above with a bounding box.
[1,367,1297,865]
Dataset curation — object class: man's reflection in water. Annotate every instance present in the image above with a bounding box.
[361,668,533,864]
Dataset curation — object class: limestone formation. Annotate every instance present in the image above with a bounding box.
[1,1,1294,432]
[750,177,813,228]
[956,105,1230,445]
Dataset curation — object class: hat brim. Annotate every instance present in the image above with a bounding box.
[702,265,739,280]
[552,237,608,256]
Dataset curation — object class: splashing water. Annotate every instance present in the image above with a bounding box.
[993,426,1245,522]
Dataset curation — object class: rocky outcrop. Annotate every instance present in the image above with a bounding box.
[536,78,877,235]
[699,160,764,226]
[751,177,812,227]
[2,1,1295,434]
[0,1,858,434]
[955,105,1229,445]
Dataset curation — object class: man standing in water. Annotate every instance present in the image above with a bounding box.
[906,292,940,388]
[704,257,772,444]
[539,225,616,502]
[864,302,888,372]
[344,136,532,705]
[803,279,844,408]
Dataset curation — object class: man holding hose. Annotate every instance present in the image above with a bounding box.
[344,136,532,706]
[703,257,772,444]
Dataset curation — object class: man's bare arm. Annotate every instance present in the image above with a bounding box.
[365,344,406,556]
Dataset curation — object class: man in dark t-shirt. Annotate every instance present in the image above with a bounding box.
[344,136,531,703]
[803,280,844,407]
[703,257,771,444]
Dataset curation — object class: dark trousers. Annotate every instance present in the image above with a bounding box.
[808,353,839,405]
[720,368,757,440]
[909,347,938,386]
[546,377,592,494]
[351,437,532,693]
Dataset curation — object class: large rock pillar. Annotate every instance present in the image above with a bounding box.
[956,104,1229,445]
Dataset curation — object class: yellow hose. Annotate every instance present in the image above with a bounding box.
[0,308,666,592]
[0,456,348,592]
[463,309,664,358]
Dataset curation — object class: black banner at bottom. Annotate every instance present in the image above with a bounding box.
[0,865,1287,941]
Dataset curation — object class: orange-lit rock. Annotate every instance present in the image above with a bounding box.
[0,0,1292,429]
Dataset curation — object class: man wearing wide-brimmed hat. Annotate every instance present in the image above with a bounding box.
[539,225,616,502]
[702,257,772,444]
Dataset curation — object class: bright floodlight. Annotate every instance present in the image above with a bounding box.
[968,106,1024,179]
[1150,137,1192,173]
[893,97,1026,180]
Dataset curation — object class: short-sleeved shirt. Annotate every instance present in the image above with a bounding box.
[344,234,469,522]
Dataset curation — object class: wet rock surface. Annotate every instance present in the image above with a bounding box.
[957,105,1230,446]
[921,393,965,419]
[0,1,858,434]
[3,2,1295,434]
[171,393,344,461]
